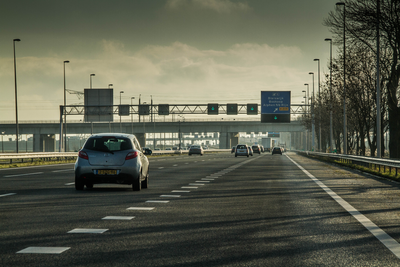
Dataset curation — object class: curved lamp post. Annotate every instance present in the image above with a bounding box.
[325,38,334,153]
[13,38,21,153]
[90,73,95,89]
[314,58,321,152]
[336,1,347,154]
[309,72,315,151]
[63,60,70,152]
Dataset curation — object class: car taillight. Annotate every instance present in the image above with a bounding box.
[125,151,138,160]
[79,151,89,160]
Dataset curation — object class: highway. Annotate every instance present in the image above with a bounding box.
[2,152,400,266]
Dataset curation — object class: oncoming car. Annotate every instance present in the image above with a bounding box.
[74,133,149,191]
[188,145,204,155]
[235,144,249,157]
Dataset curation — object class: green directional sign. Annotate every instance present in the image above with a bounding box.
[158,104,169,115]
[208,103,219,115]
[139,104,150,115]
[227,103,238,115]
[247,103,258,115]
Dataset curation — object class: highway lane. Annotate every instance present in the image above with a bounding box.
[1,152,400,266]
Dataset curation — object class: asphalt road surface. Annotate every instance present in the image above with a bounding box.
[2,151,400,266]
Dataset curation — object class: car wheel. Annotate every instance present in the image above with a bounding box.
[133,171,142,191]
[247,155,249,157]
[75,175,84,190]
[86,183,93,189]
[189,154,192,156]
[141,168,149,189]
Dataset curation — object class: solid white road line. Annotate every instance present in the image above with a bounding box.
[286,154,400,259]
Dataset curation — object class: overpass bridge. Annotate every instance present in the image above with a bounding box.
[0,120,306,152]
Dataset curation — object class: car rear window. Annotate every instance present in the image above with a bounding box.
[237,145,246,149]
[84,137,133,152]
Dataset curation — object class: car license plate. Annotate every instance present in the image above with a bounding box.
[96,170,117,175]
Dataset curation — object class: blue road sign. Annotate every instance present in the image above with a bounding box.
[261,91,291,123]
[261,91,291,114]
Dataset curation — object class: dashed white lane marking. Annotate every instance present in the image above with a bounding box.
[4,172,43,178]
[158,167,165,169]
[182,186,197,189]
[65,182,75,186]
[287,154,400,259]
[202,178,214,181]
[68,228,108,234]
[52,169,73,173]
[127,207,155,211]
[0,193,16,197]
[146,200,170,203]
[196,180,210,183]
[160,195,181,198]
[172,190,190,193]
[17,247,70,254]
[102,216,135,220]
[185,163,189,164]
[173,164,178,167]
[189,183,204,186]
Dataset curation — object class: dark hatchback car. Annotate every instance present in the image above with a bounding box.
[252,145,261,154]
[272,147,282,155]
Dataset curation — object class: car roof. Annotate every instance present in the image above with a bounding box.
[89,133,135,138]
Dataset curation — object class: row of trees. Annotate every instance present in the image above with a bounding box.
[301,0,400,158]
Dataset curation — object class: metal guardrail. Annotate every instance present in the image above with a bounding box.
[295,150,400,177]
[0,149,231,164]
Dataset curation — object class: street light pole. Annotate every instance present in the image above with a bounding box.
[63,60,70,152]
[13,38,21,153]
[120,91,124,132]
[325,38,334,153]
[1,132,4,153]
[302,90,308,151]
[336,1,347,154]
[376,1,381,157]
[314,58,321,152]
[131,97,135,134]
[90,73,95,89]
[309,72,315,151]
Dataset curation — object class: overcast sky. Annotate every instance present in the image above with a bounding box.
[0,0,338,122]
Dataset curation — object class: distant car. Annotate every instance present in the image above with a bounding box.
[166,148,172,150]
[172,146,179,150]
[272,147,282,155]
[259,145,264,153]
[231,146,236,153]
[143,147,152,155]
[154,148,161,151]
[248,146,253,156]
[74,133,149,191]
[235,144,249,157]
[188,145,204,156]
[252,145,261,154]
